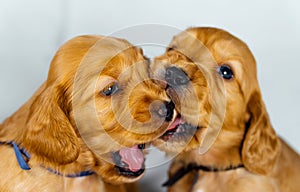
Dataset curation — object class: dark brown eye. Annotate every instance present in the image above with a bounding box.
[101,83,119,96]
[218,65,233,80]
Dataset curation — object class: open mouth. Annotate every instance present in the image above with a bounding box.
[112,144,146,177]
[160,115,198,142]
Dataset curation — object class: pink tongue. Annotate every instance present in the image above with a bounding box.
[119,145,144,172]
[167,117,184,131]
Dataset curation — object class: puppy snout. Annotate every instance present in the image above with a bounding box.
[157,101,175,122]
[165,67,189,87]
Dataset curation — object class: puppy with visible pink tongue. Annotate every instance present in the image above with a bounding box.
[113,144,146,177]
[119,145,144,172]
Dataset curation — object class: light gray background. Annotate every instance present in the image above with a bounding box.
[0,1,299,192]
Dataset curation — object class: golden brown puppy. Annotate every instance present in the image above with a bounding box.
[0,35,174,191]
[151,27,300,192]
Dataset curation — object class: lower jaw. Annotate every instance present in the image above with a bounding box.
[115,166,145,177]
[101,170,145,184]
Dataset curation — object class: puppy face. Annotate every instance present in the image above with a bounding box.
[150,27,262,154]
[24,36,173,184]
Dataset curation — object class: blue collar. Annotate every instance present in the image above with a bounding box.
[45,167,95,178]
[0,141,94,178]
[0,141,31,170]
[162,163,244,187]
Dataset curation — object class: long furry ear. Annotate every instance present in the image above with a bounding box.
[242,91,281,175]
[23,84,80,165]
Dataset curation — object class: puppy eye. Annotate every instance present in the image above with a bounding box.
[101,83,119,96]
[218,65,233,80]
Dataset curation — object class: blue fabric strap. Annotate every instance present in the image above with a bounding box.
[0,141,94,177]
[45,167,95,178]
[0,141,30,170]
[11,142,31,170]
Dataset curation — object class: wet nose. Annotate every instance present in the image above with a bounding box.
[157,101,175,122]
[165,67,189,87]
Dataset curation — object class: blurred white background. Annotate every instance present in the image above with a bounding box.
[0,1,299,191]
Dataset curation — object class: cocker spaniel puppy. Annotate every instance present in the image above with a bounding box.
[0,35,174,191]
[151,27,300,192]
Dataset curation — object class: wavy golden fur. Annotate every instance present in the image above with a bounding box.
[0,35,171,191]
[151,27,300,191]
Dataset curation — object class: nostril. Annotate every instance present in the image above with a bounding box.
[165,67,189,87]
[165,68,173,79]
[157,105,168,118]
[156,101,175,122]
[175,74,188,85]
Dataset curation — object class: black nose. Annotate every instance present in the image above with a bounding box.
[157,101,175,122]
[165,67,189,87]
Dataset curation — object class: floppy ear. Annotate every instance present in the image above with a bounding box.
[23,84,80,165]
[242,91,281,175]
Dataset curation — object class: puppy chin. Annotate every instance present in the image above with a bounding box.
[97,166,144,185]
[93,160,145,185]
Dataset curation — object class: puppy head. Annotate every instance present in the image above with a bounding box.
[151,27,280,174]
[23,35,173,183]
